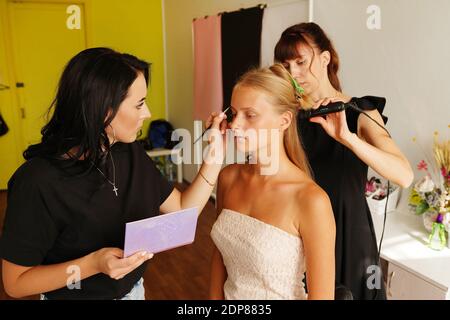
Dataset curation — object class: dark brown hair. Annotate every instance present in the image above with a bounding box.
[274,22,342,92]
[24,48,150,170]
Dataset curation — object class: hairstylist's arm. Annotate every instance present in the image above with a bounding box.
[2,249,152,298]
[298,185,336,300]
[160,112,227,214]
[310,97,413,188]
[352,108,413,187]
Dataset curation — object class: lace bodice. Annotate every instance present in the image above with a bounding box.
[211,209,307,300]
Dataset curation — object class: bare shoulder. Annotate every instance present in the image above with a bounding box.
[216,164,240,212]
[218,164,240,188]
[298,182,331,208]
[293,180,334,225]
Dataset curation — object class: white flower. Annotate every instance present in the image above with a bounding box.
[422,211,438,232]
[443,213,450,233]
[414,175,435,193]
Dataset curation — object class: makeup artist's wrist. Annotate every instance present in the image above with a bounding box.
[198,162,222,186]
[198,169,216,187]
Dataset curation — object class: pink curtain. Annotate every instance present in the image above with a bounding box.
[193,15,223,121]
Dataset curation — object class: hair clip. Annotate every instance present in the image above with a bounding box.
[282,67,305,96]
[292,79,304,95]
[290,76,304,96]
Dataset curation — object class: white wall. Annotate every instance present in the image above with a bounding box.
[314,0,450,181]
[163,0,309,182]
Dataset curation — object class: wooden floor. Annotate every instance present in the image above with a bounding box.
[0,183,217,300]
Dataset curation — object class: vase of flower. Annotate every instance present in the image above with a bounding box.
[409,134,449,250]
[427,212,447,250]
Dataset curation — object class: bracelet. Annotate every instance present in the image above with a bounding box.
[199,170,215,187]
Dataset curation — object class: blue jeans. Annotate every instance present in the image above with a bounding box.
[40,278,145,300]
[117,278,145,300]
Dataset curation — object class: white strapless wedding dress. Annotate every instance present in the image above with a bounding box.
[211,208,307,300]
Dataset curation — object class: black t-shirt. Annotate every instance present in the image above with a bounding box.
[0,142,174,299]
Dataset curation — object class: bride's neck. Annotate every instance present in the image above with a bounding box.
[246,144,293,179]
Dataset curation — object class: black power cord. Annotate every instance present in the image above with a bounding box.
[348,102,391,138]
[347,103,392,300]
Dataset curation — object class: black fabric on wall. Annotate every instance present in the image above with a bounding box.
[221,6,264,111]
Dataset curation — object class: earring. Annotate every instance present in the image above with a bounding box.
[108,124,116,144]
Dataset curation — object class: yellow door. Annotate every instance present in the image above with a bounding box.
[0,1,86,189]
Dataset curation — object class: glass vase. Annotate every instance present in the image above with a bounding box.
[428,213,447,251]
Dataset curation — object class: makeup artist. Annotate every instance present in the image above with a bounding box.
[0,47,227,300]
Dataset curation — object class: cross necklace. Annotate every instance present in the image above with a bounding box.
[93,152,118,196]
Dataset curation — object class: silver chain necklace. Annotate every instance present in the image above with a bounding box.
[93,152,118,196]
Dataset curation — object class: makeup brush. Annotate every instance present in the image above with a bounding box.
[193,106,230,144]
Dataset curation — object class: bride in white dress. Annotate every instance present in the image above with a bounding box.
[209,64,336,300]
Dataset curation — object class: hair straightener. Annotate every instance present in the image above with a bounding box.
[298,101,358,119]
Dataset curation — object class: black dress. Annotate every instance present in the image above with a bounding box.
[297,96,387,300]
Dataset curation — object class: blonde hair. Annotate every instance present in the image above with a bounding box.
[233,63,312,178]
